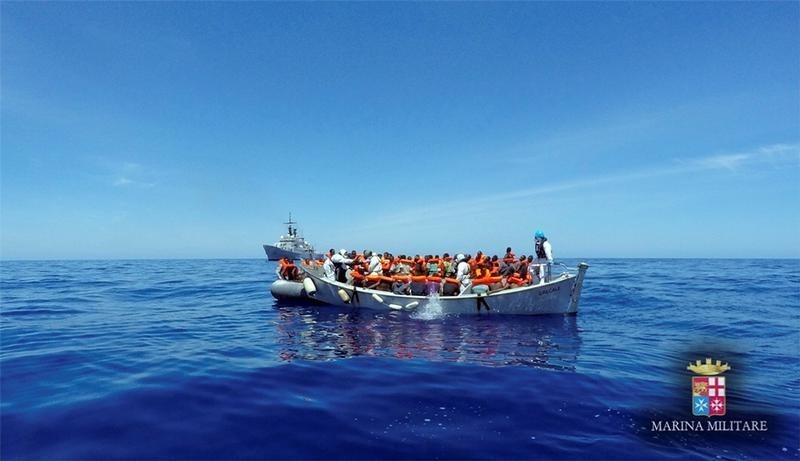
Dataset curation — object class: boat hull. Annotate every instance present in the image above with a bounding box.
[299,263,589,315]
[271,279,320,301]
[263,244,321,261]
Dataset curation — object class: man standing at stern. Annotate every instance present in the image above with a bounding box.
[534,230,553,283]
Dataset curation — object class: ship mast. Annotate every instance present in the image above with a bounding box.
[284,213,297,238]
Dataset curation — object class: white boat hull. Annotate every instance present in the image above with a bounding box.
[299,263,589,315]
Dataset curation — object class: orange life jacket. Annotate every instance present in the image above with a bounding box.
[472,276,502,286]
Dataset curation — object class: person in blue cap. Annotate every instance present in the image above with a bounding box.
[534,230,553,282]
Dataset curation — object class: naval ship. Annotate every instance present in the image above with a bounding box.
[262,214,322,261]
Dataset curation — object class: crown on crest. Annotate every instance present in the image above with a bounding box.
[687,358,731,375]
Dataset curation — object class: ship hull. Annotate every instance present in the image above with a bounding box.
[263,244,321,261]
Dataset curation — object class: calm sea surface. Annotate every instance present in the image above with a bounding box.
[1,258,798,460]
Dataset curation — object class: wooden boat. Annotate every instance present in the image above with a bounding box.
[297,263,589,315]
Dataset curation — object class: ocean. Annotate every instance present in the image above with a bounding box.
[1,258,798,460]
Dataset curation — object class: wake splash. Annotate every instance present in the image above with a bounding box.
[411,292,445,320]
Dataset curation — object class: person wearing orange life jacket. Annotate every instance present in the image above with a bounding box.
[469,251,483,274]
[381,253,392,276]
[503,247,516,263]
[288,259,300,280]
[473,259,491,280]
[276,257,283,279]
[412,255,426,277]
[349,264,367,287]
[507,255,533,286]
[391,255,411,275]
[490,255,500,276]
[387,255,398,273]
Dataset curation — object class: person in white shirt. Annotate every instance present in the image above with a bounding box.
[455,253,472,295]
[365,250,382,276]
[534,230,554,282]
[331,249,354,283]
[322,249,336,280]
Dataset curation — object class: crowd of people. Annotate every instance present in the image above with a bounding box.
[279,230,554,297]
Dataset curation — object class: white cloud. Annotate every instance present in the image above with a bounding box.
[113,177,134,187]
[691,143,799,171]
[358,142,799,232]
[693,153,750,171]
[111,162,156,188]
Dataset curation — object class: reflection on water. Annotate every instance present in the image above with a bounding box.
[272,301,581,371]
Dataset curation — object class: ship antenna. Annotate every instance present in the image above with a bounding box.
[285,213,297,237]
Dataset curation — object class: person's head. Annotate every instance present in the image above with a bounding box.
[519,255,526,262]
[364,250,372,258]
[527,255,534,263]
[456,253,465,263]
[328,249,335,256]
[350,250,357,258]
[443,252,450,259]
[534,229,545,240]
[491,255,498,262]
[339,249,347,256]
[506,247,512,254]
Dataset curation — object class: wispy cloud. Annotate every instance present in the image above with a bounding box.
[110,162,156,188]
[694,153,750,171]
[356,142,799,232]
[690,143,799,171]
[113,177,134,187]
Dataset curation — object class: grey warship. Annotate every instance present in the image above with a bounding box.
[262,214,321,261]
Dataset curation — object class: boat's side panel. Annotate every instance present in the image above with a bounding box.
[301,269,581,315]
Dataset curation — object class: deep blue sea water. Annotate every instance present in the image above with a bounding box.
[1,258,798,460]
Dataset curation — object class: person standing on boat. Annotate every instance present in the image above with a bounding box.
[455,254,472,295]
[534,230,553,282]
[331,249,354,283]
[323,249,336,280]
[365,250,382,276]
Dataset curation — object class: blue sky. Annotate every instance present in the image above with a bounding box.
[2,2,798,259]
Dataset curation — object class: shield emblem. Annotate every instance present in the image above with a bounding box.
[692,376,726,417]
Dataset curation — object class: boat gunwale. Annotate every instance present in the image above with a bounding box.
[299,265,576,301]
